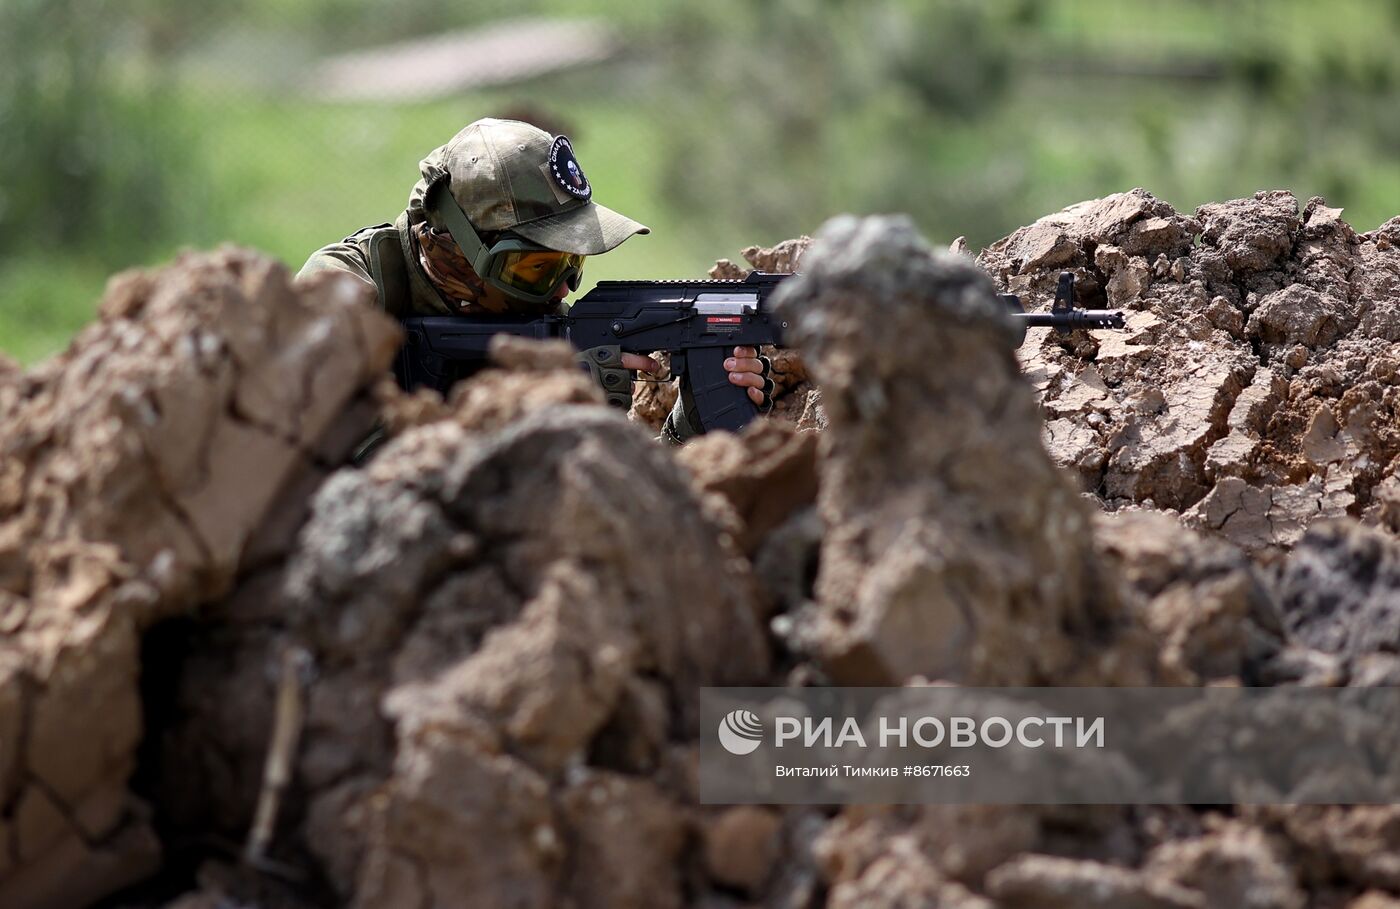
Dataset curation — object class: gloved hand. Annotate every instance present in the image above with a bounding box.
[723,345,775,410]
[577,345,640,409]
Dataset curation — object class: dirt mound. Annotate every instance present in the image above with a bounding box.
[979,189,1400,555]
[771,215,1140,686]
[291,405,770,907]
[145,344,771,907]
[0,248,398,908]
[4,203,1400,908]
[1269,521,1400,682]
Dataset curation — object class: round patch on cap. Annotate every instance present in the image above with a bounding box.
[548,136,591,201]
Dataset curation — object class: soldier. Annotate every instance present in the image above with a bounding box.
[298,117,768,444]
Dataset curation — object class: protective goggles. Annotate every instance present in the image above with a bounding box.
[490,244,585,298]
[426,177,585,304]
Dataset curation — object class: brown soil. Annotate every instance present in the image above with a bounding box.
[2,199,1399,908]
[979,190,1400,554]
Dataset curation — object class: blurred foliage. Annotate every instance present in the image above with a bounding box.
[0,0,210,267]
[3,0,1400,362]
[657,0,1024,245]
[655,0,1400,250]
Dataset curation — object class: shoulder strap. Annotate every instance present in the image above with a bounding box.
[366,224,410,314]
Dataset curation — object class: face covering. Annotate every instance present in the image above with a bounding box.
[412,222,502,313]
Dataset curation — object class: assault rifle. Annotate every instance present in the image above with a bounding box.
[395,270,1123,434]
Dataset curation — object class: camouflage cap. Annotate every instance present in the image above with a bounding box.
[406,118,649,256]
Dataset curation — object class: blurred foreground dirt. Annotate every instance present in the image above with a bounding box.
[1,194,1399,908]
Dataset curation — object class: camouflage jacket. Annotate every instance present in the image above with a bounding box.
[298,213,701,443]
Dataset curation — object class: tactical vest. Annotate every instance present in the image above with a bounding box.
[360,218,446,392]
[364,220,412,314]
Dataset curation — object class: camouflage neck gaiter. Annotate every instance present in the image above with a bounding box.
[412,222,506,314]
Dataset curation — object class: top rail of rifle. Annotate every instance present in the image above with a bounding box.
[588,274,787,287]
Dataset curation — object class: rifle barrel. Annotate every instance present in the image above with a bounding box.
[1017,309,1126,330]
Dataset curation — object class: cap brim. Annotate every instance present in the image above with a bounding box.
[510,201,650,255]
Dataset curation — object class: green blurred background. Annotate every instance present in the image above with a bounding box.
[4,0,1400,363]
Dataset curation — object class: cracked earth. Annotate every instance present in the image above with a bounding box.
[2,193,1400,908]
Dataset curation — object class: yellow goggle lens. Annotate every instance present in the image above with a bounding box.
[497,250,585,294]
